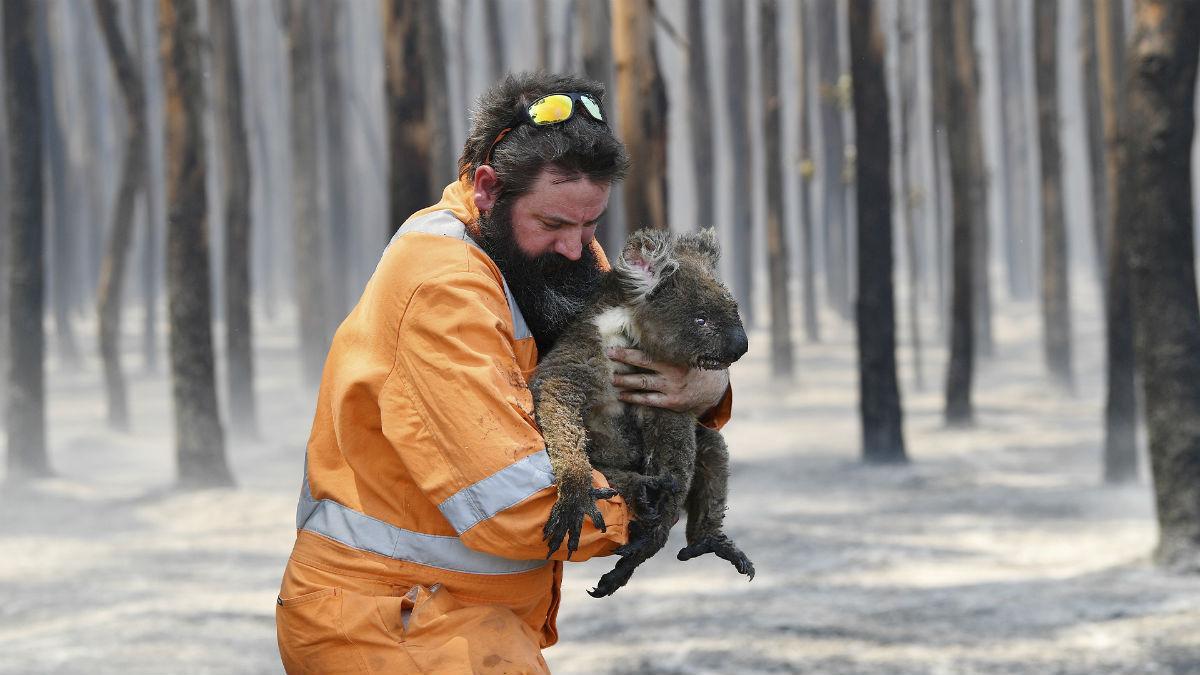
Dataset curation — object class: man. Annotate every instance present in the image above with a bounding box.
[276,73,733,674]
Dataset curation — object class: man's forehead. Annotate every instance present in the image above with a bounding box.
[526,174,610,222]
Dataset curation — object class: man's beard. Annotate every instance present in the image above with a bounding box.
[474,203,603,355]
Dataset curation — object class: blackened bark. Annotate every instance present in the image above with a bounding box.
[159,0,232,488]
[850,0,906,463]
[939,0,976,426]
[686,0,714,233]
[797,0,819,343]
[896,2,921,388]
[614,0,668,232]
[721,0,752,324]
[210,0,256,438]
[94,0,145,431]
[1096,0,1138,484]
[1035,1,1074,389]
[759,0,793,381]
[483,0,505,80]
[4,0,48,479]
[132,0,161,373]
[965,0,992,359]
[816,0,849,319]
[383,0,432,237]
[287,0,330,387]
[419,1,453,191]
[1081,0,1109,274]
[1126,0,1200,571]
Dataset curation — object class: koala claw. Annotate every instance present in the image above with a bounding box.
[544,486,619,560]
[678,534,756,580]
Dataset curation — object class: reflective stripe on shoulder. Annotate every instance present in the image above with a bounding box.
[437,450,555,534]
[296,466,548,575]
[389,211,531,341]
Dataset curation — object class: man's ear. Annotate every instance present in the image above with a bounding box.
[473,165,500,212]
[615,228,679,302]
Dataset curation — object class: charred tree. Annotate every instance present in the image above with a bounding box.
[37,5,79,369]
[159,0,232,488]
[938,0,977,426]
[1035,1,1074,389]
[1096,0,1138,483]
[286,0,330,387]
[996,0,1035,300]
[721,0,752,324]
[210,0,256,438]
[94,0,145,431]
[4,0,48,479]
[963,0,992,359]
[317,1,350,318]
[613,0,668,232]
[1081,0,1109,272]
[815,0,849,319]
[383,0,433,237]
[483,0,505,80]
[133,0,161,373]
[797,0,819,343]
[759,0,793,380]
[535,0,549,70]
[686,0,714,233]
[849,0,905,463]
[896,2,921,387]
[1126,0,1200,570]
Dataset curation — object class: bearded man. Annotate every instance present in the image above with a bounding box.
[275,73,732,674]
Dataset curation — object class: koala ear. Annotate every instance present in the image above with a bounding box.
[676,228,721,270]
[615,228,680,302]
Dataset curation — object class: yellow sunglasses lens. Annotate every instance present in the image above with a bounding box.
[580,95,603,121]
[529,94,574,125]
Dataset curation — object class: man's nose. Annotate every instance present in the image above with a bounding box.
[553,233,584,261]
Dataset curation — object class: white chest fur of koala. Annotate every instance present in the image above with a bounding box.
[592,305,639,417]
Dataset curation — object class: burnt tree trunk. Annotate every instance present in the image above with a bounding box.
[721,0,752,324]
[317,1,350,318]
[964,0,992,358]
[816,0,849,319]
[849,0,905,463]
[797,0,819,343]
[686,0,714,233]
[1126,0,1200,570]
[759,0,793,380]
[1096,0,1138,484]
[896,2,921,387]
[94,0,145,431]
[133,0,161,373]
[483,0,505,80]
[1035,1,1074,389]
[159,0,232,488]
[614,0,668,232]
[4,0,48,479]
[383,0,432,236]
[940,0,977,426]
[210,0,256,438]
[286,0,330,387]
[996,0,1034,300]
[1081,0,1109,275]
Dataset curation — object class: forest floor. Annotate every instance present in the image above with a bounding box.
[2,290,1200,674]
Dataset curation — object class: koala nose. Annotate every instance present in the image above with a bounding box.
[725,326,749,361]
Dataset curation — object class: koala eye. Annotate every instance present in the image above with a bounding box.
[694,316,708,327]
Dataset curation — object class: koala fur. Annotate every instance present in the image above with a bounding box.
[530,228,754,597]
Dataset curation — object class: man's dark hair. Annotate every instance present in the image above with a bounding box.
[458,72,630,200]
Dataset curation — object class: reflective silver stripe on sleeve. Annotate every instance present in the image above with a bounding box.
[389,211,531,342]
[437,450,556,534]
[296,465,548,575]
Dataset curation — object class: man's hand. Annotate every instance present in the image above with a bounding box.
[606,347,730,417]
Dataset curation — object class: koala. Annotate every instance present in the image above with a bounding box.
[530,228,754,598]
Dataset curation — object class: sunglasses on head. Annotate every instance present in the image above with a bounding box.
[483,92,607,166]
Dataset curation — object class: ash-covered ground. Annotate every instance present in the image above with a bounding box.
[2,292,1199,674]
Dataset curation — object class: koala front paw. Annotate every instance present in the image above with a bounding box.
[543,485,619,560]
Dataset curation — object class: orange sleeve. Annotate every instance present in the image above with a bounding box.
[698,383,733,430]
[382,270,628,561]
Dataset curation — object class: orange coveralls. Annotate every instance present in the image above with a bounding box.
[276,179,732,674]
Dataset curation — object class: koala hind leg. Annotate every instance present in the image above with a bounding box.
[677,426,754,579]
